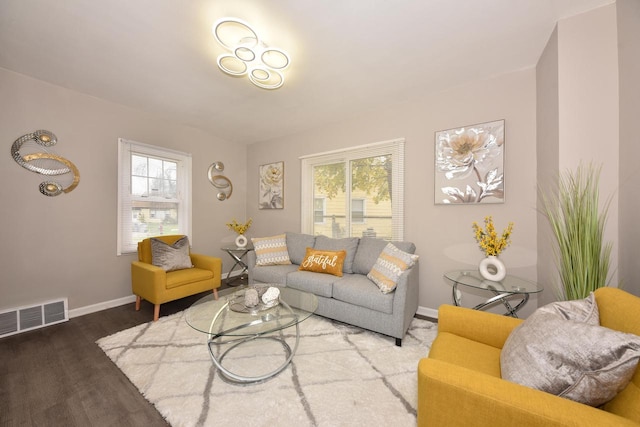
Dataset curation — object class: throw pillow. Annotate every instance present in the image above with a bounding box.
[150,236,193,272]
[367,242,419,294]
[251,234,291,266]
[298,248,346,277]
[501,293,640,407]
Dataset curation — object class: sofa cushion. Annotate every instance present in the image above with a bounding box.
[332,274,394,314]
[286,271,336,298]
[166,267,213,289]
[501,294,640,407]
[299,248,346,277]
[314,235,359,273]
[150,236,193,272]
[286,232,316,265]
[429,332,503,378]
[252,234,292,266]
[367,243,419,293]
[352,237,416,275]
[251,264,299,284]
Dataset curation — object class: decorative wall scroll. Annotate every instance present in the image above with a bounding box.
[259,161,284,209]
[11,130,80,196]
[207,161,233,201]
[435,119,505,205]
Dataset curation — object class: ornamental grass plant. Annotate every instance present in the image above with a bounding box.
[540,163,613,300]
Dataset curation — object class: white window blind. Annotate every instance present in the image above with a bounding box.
[300,138,405,241]
[117,138,192,255]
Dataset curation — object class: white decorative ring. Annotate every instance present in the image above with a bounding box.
[479,256,506,282]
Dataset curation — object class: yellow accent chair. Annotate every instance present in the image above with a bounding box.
[131,235,222,321]
[418,287,640,426]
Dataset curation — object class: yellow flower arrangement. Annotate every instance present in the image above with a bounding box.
[472,216,514,256]
[226,218,252,235]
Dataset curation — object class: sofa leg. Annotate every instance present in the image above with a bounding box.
[213,288,219,300]
[395,338,402,347]
[135,296,141,311]
[153,304,160,321]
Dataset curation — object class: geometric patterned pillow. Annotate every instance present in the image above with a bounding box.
[251,234,292,266]
[367,242,419,293]
[150,236,193,272]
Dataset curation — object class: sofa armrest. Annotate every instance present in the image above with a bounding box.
[247,250,257,284]
[437,304,522,349]
[190,253,222,281]
[131,261,166,301]
[418,358,638,427]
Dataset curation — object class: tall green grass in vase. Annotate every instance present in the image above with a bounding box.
[540,163,613,300]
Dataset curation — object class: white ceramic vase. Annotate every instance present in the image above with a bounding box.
[479,255,506,282]
[235,234,248,248]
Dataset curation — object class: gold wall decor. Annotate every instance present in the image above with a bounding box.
[207,161,233,201]
[11,130,80,196]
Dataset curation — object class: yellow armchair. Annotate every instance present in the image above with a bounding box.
[131,235,222,321]
[418,287,640,426]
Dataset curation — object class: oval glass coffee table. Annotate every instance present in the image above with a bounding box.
[186,285,318,384]
[444,270,543,317]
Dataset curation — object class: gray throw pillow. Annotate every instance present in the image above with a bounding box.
[150,236,193,272]
[314,235,359,273]
[501,293,640,407]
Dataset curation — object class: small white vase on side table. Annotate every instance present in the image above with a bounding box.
[479,256,506,282]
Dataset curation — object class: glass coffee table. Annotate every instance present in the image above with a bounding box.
[444,270,543,317]
[186,285,318,383]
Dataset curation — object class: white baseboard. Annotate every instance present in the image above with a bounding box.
[68,295,137,319]
[417,305,438,320]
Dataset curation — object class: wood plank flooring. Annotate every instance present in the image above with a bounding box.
[0,280,241,427]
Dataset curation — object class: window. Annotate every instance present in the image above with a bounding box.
[117,139,192,255]
[314,198,326,223]
[300,139,405,241]
[351,199,365,223]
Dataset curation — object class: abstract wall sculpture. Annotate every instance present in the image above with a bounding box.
[207,161,233,201]
[11,130,80,197]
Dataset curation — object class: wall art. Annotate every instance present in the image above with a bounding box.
[11,130,80,197]
[259,161,284,209]
[434,119,505,204]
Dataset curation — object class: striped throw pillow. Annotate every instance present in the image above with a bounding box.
[251,234,292,266]
[367,243,419,293]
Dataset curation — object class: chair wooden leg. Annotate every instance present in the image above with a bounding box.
[213,288,219,300]
[135,296,141,311]
[153,304,160,321]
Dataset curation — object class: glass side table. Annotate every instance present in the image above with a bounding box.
[443,270,543,317]
[221,247,254,286]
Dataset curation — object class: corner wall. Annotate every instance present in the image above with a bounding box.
[0,68,247,313]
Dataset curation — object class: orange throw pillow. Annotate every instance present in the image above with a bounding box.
[298,248,346,277]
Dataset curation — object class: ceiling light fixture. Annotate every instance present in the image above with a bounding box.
[212,18,290,90]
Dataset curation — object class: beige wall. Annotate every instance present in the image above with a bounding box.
[246,69,539,317]
[0,68,247,314]
[617,0,640,297]
[536,4,621,305]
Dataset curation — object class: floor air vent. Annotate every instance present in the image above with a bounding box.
[0,298,68,338]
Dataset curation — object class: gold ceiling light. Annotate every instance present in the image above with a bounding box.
[212,18,290,90]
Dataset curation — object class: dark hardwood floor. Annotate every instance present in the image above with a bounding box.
[0,279,243,427]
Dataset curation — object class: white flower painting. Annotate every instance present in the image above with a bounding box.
[259,161,284,209]
[435,119,505,204]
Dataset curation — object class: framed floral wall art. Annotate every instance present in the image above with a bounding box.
[259,161,284,209]
[434,119,505,205]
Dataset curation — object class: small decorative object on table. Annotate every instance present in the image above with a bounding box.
[226,218,252,248]
[229,285,280,313]
[472,216,513,281]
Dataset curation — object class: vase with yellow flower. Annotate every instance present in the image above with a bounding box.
[472,216,514,281]
[227,218,252,248]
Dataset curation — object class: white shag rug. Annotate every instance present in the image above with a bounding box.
[97,312,437,427]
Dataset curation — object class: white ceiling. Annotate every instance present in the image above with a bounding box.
[0,0,613,145]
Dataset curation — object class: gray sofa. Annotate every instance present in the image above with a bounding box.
[247,232,419,346]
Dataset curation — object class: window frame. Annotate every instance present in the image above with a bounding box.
[300,138,405,241]
[117,138,192,255]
